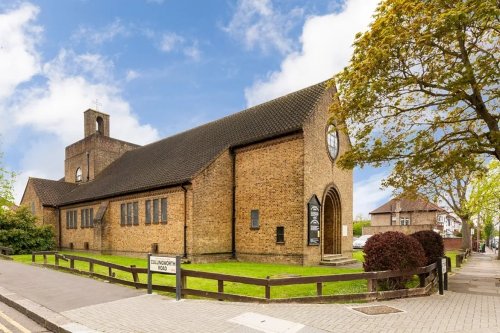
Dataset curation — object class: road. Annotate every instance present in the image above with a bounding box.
[0,302,50,333]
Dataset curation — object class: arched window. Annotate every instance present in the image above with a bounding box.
[76,168,82,182]
[326,125,339,160]
[96,116,104,134]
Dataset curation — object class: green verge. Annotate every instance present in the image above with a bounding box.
[12,252,365,299]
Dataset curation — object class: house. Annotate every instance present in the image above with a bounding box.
[437,213,461,237]
[20,81,354,265]
[363,196,446,235]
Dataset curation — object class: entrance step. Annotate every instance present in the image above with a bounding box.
[320,256,358,266]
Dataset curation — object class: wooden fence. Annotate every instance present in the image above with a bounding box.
[31,252,441,303]
[0,246,13,260]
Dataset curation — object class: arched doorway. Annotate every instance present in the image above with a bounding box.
[323,186,342,255]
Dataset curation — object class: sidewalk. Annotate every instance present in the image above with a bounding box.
[448,249,500,296]
[0,257,499,333]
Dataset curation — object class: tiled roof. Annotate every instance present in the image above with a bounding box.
[29,178,78,206]
[370,197,445,214]
[57,81,328,205]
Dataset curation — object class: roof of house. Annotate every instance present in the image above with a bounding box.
[370,197,445,215]
[33,81,329,206]
[27,178,78,207]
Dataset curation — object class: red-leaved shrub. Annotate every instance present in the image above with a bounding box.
[363,231,427,290]
[410,230,444,265]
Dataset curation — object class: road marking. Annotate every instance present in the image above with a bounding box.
[0,321,13,333]
[229,312,304,333]
[0,311,31,333]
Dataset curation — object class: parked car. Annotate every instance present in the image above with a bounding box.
[353,235,372,249]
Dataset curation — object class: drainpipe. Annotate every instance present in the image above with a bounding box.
[181,184,188,258]
[86,152,90,181]
[57,206,62,249]
[230,149,236,259]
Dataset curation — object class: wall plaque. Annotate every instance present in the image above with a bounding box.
[308,195,321,246]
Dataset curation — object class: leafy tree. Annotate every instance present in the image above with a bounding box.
[0,207,55,254]
[383,147,484,250]
[353,220,370,237]
[331,0,499,170]
[0,151,15,210]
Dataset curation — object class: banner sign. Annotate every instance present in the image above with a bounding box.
[308,195,321,246]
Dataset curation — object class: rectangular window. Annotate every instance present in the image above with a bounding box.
[133,202,139,225]
[127,203,133,225]
[81,210,85,228]
[276,226,285,243]
[400,218,410,226]
[250,210,260,229]
[89,208,94,228]
[145,200,151,225]
[120,204,126,226]
[86,209,90,228]
[161,198,167,224]
[153,199,159,224]
[73,210,78,229]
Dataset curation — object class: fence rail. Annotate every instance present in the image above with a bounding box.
[31,252,441,303]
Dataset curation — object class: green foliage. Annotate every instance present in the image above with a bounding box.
[332,0,499,167]
[353,221,370,237]
[363,231,427,290]
[0,207,55,254]
[0,151,15,210]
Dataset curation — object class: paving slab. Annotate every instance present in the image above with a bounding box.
[0,260,141,312]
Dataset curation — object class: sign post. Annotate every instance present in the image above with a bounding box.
[147,254,182,300]
[437,257,448,295]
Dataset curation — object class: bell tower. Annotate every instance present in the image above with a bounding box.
[64,109,139,183]
[84,109,110,137]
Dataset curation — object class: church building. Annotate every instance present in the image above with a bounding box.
[21,81,353,265]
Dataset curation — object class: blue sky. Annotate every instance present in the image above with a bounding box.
[0,0,391,218]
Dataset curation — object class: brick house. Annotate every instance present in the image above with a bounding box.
[20,82,353,265]
[363,197,446,235]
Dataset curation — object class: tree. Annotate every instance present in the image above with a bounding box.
[331,0,499,170]
[0,151,15,210]
[467,160,500,255]
[383,147,484,250]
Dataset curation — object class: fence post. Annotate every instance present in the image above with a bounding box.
[419,274,426,288]
[43,254,47,265]
[218,280,224,301]
[147,253,152,294]
[70,259,75,269]
[444,257,449,290]
[130,265,139,288]
[175,256,182,301]
[55,255,59,266]
[367,279,377,292]
[316,282,323,296]
[437,258,444,295]
[265,276,271,300]
[31,252,35,263]
[89,262,94,273]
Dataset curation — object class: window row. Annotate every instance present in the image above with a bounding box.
[81,208,94,228]
[120,198,168,226]
[66,208,94,229]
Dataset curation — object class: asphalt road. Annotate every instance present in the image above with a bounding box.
[0,301,51,333]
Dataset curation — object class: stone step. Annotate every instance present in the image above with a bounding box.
[320,258,358,266]
[322,254,343,259]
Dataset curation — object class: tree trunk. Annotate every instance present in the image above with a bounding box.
[461,218,470,250]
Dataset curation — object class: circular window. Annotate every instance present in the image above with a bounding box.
[326,125,339,160]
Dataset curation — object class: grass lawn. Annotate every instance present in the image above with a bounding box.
[13,252,366,299]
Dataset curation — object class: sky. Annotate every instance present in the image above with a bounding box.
[0,0,392,218]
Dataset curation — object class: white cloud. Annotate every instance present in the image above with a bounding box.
[223,0,303,54]
[183,41,201,61]
[0,3,41,101]
[125,69,140,82]
[72,19,129,45]
[244,0,379,106]
[0,4,160,203]
[353,171,392,218]
[159,32,184,53]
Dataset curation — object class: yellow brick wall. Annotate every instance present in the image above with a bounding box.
[371,212,439,227]
[60,202,101,250]
[235,135,305,264]
[302,88,353,265]
[191,151,233,257]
